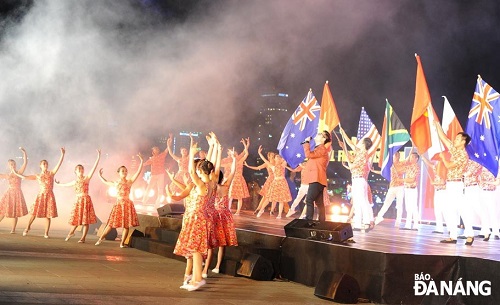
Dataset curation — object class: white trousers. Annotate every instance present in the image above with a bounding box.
[378,186,404,222]
[352,178,373,228]
[403,187,419,229]
[433,189,446,232]
[442,181,464,239]
[478,189,499,236]
[461,185,480,237]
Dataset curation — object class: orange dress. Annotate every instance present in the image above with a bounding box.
[214,194,238,247]
[259,166,274,197]
[0,173,28,218]
[31,171,58,218]
[68,177,97,226]
[174,184,217,259]
[229,162,250,199]
[106,181,139,228]
[267,164,292,203]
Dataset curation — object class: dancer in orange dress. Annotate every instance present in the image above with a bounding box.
[0,147,28,234]
[165,167,196,288]
[173,135,217,291]
[244,151,276,215]
[256,146,292,219]
[209,144,238,274]
[224,138,250,215]
[95,154,143,248]
[18,148,65,238]
[166,133,189,195]
[55,150,101,243]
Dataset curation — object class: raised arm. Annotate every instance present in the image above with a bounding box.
[98,169,115,187]
[19,147,28,174]
[87,149,101,180]
[339,126,356,150]
[433,120,452,150]
[257,146,272,167]
[130,154,144,183]
[167,134,181,162]
[166,169,186,191]
[222,148,237,186]
[51,147,66,174]
[188,135,205,191]
[213,140,222,184]
[239,138,250,162]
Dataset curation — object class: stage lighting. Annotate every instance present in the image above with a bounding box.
[107,186,118,198]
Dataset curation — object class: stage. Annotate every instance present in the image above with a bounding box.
[131,209,500,305]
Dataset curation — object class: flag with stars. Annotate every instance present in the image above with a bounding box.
[356,107,381,157]
[465,76,500,176]
[277,89,321,168]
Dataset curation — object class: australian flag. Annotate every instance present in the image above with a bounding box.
[278,89,321,168]
[465,76,500,176]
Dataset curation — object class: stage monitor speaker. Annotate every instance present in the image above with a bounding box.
[284,219,353,242]
[237,253,274,281]
[314,271,360,304]
[157,203,185,216]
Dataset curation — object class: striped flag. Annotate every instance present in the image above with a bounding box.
[356,107,381,157]
[378,100,411,181]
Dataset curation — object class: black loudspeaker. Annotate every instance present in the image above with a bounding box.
[314,271,360,304]
[157,203,185,216]
[284,219,353,243]
[236,253,274,281]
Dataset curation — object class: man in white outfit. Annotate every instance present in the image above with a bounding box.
[435,122,470,245]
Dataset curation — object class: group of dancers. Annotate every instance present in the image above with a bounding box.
[0,147,145,247]
[165,132,239,291]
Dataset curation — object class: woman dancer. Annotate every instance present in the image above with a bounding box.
[56,150,100,243]
[173,136,217,291]
[18,148,65,238]
[167,133,189,195]
[226,138,250,215]
[244,151,276,215]
[203,137,238,276]
[0,147,28,234]
[165,165,196,289]
[96,154,143,248]
[256,146,292,219]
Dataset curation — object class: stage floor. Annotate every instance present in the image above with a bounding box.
[136,202,500,263]
[230,211,500,262]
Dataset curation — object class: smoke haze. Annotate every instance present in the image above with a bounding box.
[0,0,499,228]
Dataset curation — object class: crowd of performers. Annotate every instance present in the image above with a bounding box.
[337,122,500,246]
[0,147,144,247]
[1,124,500,289]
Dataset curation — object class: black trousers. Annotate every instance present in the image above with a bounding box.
[305,182,326,222]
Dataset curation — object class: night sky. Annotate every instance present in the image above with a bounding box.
[0,0,499,162]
